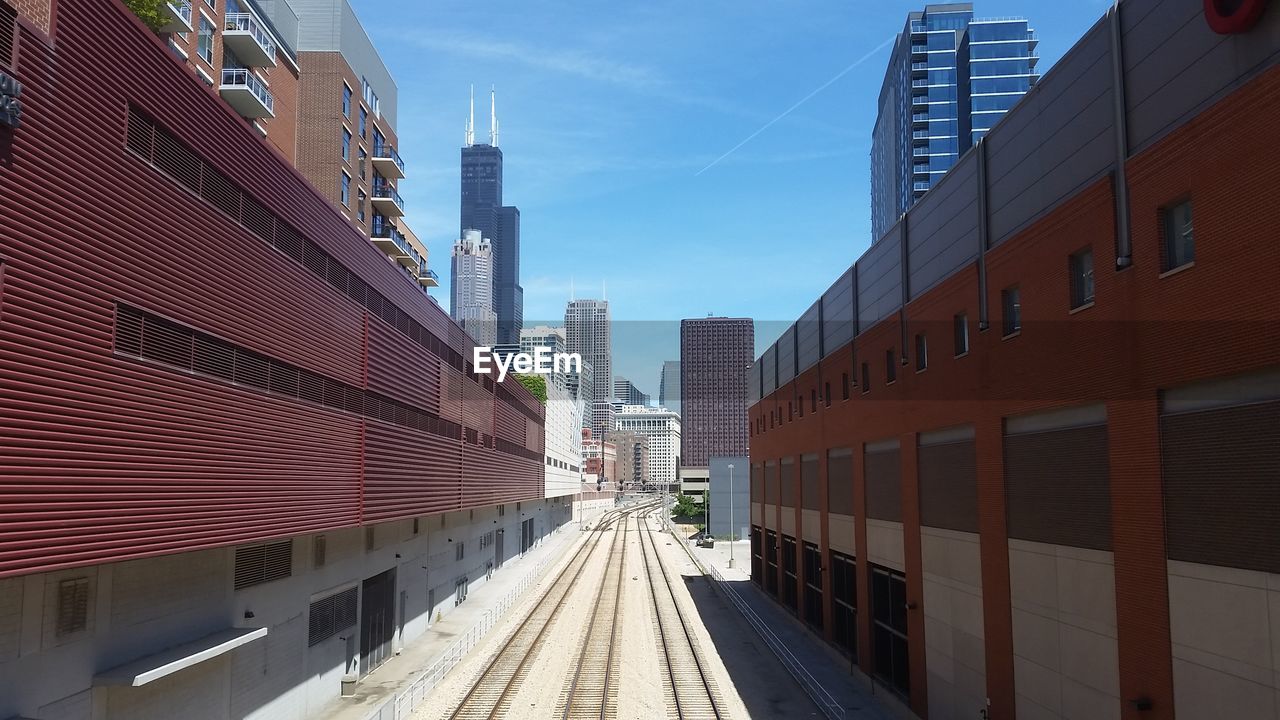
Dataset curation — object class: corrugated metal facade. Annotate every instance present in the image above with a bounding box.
[0,0,543,578]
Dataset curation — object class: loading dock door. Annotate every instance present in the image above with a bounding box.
[360,568,396,676]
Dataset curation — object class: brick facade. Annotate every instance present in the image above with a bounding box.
[750,62,1280,720]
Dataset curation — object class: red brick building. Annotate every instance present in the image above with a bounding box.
[748,2,1280,719]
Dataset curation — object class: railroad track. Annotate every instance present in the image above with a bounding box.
[639,516,726,720]
[555,515,628,720]
[447,502,653,720]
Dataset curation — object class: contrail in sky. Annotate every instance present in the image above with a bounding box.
[695,36,896,176]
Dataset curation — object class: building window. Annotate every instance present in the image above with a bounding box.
[841,373,850,400]
[358,148,367,180]
[788,401,793,421]
[885,349,897,384]
[357,189,366,222]
[56,578,90,636]
[798,396,804,418]
[953,313,969,356]
[197,17,214,64]
[359,107,368,139]
[915,334,927,371]
[811,389,817,412]
[1002,286,1021,336]
[455,542,464,562]
[342,84,352,117]
[342,127,351,161]
[824,382,832,407]
[1070,247,1094,309]
[1162,200,1194,271]
[340,173,350,207]
[861,362,870,393]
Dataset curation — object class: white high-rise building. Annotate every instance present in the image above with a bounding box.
[564,299,612,438]
[450,229,497,346]
[613,405,681,488]
[543,378,586,499]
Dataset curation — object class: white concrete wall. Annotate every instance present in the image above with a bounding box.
[828,513,856,556]
[801,509,821,545]
[920,527,986,720]
[544,380,585,499]
[780,507,796,537]
[1009,539,1120,720]
[865,519,905,572]
[1167,559,1280,720]
[0,500,573,720]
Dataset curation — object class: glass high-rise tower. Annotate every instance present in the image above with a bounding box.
[871,4,1038,240]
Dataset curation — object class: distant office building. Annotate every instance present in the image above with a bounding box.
[520,325,566,355]
[613,377,650,407]
[680,317,754,468]
[450,229,497,346]
[460,88,522,344]
[565,299,612,437]
[870,4,1038,239]
[606,430,649,489]
[581,428,617,484]
[614,405,681,488]
[659,360,681,416]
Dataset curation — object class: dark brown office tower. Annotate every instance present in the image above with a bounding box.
[680,317,754,468]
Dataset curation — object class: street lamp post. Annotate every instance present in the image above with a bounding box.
[727,463,735,569]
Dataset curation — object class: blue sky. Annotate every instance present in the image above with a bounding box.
[353,1,1108,397]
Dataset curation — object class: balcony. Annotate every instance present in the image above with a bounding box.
[913,147,930,156]
[417,265,439,288]
[219,69,274,119]
[911,45,927,55]
[371,182,404,217]
[223,12,276,67]
[911,61,929,72]
[913,164,930,176]
[369,217,416,268]
[912,112,930,124]
[913,181,931,192]
[911,95,929,107]
[160,0,193,33]
[912,79,929,88]
[372,143,405,180]
[912,130,931,139]
[910,21,926,34]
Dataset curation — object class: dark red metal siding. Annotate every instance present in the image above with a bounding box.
[0,0,544,578]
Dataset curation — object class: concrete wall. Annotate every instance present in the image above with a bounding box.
[708,456,749,540]
[1167,560,1280,720]
[1009,539,1120,720]
[0,500,573,720]
[920,527,986,720]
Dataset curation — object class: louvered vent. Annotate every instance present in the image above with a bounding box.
[140,315,193,370]
[193,334,235,381]
[56,578,90,636]
[307,586,356,646]
[233,349,270,391]
[113,305,144,356]
[234,540,292,590]
[124,106,155,160]
[153,130,201,190]
[200,165,241,219]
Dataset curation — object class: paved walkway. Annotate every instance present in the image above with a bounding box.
[315,508,612,720]
[673,529,905,720]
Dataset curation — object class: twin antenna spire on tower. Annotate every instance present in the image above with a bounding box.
[464,84,499,147]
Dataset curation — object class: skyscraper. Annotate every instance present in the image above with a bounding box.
[613,377,650,406]
[680,317,753,468]
[450,229,497,346]
[564,299,612,438]
[659,360,681,416]
[460,87,523,344]
[871,4,1038,239]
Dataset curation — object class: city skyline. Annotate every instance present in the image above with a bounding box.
[353,0,1103,333]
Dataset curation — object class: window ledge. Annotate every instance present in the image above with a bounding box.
[953,351,969,359]
[1002,330,1021,340]
[915,367,928,374]
[1159,261,1195,279]
[1069,301,1095,315]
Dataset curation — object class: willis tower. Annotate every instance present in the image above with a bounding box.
[461,86,523,345]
